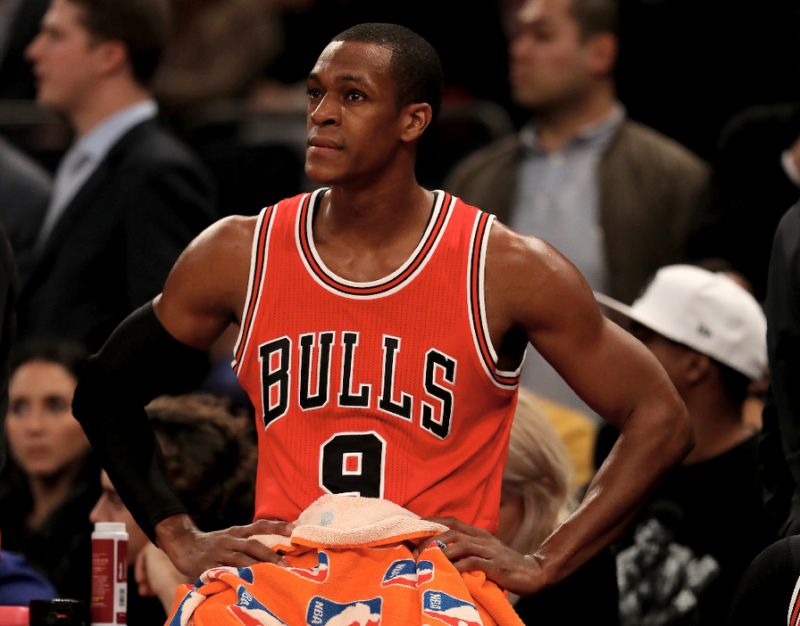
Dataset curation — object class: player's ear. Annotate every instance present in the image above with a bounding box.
[400,102,433,143]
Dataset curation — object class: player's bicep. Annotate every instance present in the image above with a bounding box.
[513,246,676,429]
[545,316,676,430]
[155,217,255,350]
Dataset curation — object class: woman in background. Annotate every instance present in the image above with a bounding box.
[0,340,98,604]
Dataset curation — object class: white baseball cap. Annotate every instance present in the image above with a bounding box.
[596,265,767,380]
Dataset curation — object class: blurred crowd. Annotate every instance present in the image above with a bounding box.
[0,0,799,624]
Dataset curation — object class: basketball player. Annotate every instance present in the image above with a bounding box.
[72,23,691,597]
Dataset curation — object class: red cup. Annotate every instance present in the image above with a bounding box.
[0,606,29,626]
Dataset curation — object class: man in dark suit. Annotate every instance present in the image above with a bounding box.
[19,0,216,351]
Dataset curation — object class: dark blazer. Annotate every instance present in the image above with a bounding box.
[17,118,216,351]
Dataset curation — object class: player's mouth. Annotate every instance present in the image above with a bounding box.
[307,136,343,153]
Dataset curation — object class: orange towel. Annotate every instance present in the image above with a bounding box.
[166,495,524,626]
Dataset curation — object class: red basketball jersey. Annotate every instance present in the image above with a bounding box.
[233,189,521,531]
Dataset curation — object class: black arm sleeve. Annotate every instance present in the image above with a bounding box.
[72,302,210,541]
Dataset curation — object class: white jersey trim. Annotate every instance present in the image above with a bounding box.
[231,204,276,373]
[467,213,524,390]
[296,189,454,299]
[789,572,800,626]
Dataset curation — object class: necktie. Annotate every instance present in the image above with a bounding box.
[35,148,91,251]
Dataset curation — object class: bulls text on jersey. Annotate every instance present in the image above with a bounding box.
[258,331,456,440]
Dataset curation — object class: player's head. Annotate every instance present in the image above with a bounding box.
[305,24,442,184]
[332,23,443,123]
[509,0,618,111]
[27,0,169,115]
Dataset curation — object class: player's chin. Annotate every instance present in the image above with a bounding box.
[304,162,344,185]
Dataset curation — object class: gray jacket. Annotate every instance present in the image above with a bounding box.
[446,119,709,303]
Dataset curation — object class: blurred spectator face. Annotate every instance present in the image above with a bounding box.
[90,471,150,565]
[509,0,597,110]
[26,0,106,117]
[6,360,89,479]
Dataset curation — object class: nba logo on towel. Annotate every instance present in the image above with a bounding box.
[288,551,330,582]
[167,588,204,626]
[422,590,483,626]
[381,559,434,587]
[416,560,434,585]
[229,586,287,626]
[200,566,254,585]
[305,595,382,626]
[237,567,255,584]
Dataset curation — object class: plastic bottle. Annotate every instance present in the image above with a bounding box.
[90,522,127,626]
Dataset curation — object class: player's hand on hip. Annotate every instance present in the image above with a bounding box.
[425,516,545,597]
[155,514,295,579]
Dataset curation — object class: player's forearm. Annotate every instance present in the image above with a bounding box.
[73,352,189,541]
[530,396,692,588]
[72,302,210,540]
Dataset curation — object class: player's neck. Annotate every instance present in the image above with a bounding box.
[312,177,434,283]
[322,175,432,248]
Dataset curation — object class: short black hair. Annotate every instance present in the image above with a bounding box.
[68,0,170,86]
[332,23,444,123]
[11,338,89,381]
[569,0,619,40]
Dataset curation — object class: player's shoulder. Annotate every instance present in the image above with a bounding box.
[194,191,310,258]
[173,214,259,278]
[485,219,594,310]
[486,219,566,279]
[212,213,260,238]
